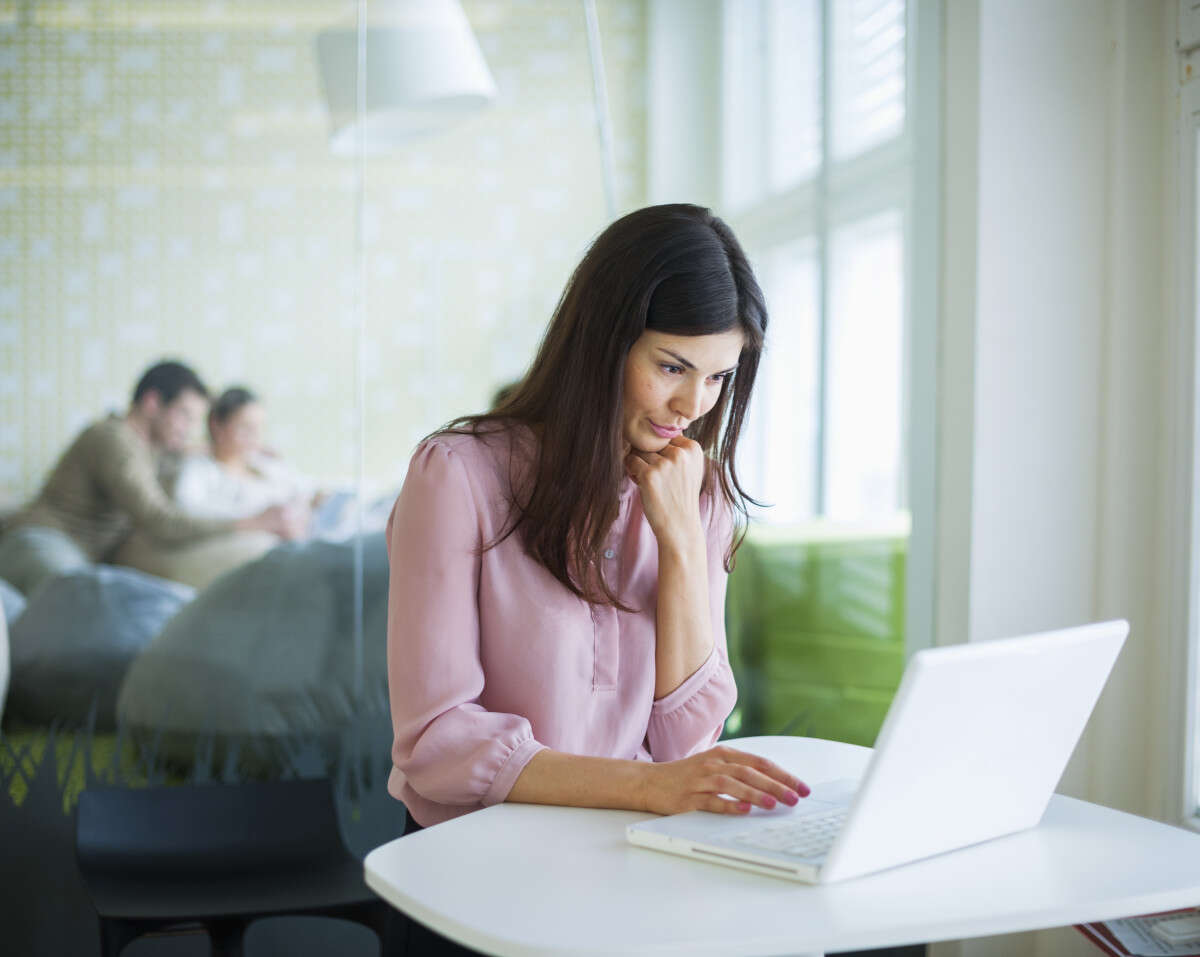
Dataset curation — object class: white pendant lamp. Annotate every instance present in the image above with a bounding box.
[316,0,497,156]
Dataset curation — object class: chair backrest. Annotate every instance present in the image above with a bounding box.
[76,778,349,877]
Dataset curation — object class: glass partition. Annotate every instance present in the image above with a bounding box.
[0,1,933,952]
[0,2,643,952]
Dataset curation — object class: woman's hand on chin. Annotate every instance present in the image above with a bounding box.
[624,435,705,556]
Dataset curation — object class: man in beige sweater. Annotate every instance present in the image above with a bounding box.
[0,360,301,595]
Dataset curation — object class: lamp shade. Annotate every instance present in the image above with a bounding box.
[316,0,497,156]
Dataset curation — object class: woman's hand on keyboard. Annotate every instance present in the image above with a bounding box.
[641,745,811,816]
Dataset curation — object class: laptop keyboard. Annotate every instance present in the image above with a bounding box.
[731,806,849,859]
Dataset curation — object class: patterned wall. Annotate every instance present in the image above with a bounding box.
[0,0,647,502]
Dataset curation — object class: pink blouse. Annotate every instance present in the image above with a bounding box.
[385,426,738,826]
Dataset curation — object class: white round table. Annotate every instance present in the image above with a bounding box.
[365,735,1200,956]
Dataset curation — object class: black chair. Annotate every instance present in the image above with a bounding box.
[74,777,398,957]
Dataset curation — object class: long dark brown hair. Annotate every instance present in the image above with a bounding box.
[438,203,768,607]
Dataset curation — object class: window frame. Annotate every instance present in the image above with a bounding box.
[715,0,940,660]
[721,0,915,521]
[646,0,940,660]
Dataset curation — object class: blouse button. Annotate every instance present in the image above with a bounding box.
[604,548,615,559]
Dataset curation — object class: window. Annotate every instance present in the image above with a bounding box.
[724,0,911,527]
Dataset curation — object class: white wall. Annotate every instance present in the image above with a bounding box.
[934,1,1172,955]
[1088,0,1171,823]
[967,0,1109,646]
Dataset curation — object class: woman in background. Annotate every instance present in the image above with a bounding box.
[172,387,314,527]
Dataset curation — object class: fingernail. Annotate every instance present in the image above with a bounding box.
[762,796,777,809]
[783,790,800,806]
[735,801,752,813]
[796,782,811,798]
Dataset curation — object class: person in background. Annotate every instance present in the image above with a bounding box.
[0,360,303,596]
[171,386,317,525]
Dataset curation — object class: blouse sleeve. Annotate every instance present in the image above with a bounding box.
[645,490,739,762]
[386,439,546,808]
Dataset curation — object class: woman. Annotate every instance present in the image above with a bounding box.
[387,204,809,844]
[172,387,314,527]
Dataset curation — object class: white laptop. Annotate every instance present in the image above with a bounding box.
[627,619,1128,883]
